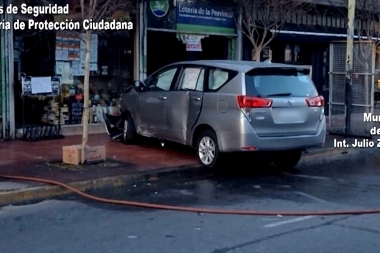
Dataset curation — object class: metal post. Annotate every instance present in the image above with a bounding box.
[0,0,5,139]
[345,0,356,137]
[0,22,5,140]
[235,0,242,60]
[7,14,15,139]
[133,0,140,81]
[139,0,147,80]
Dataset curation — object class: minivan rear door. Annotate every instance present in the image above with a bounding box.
[244,67,324,138]
[165,66,205,144]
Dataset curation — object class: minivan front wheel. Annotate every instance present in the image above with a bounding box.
[197,130,220,169]
[272,150,302,169]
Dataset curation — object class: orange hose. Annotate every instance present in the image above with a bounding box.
[1,174,380,216]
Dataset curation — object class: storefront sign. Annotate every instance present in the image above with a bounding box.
[176,1,236,35]
[150,1,169,18]
[180,34,204,52]
[146,0,175,30]
[69,97,84,125]
[22,76,61,96]
[260,46,271,62]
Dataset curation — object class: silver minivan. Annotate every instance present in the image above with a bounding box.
[120,60,326,169]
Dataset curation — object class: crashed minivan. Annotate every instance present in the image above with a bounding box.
[120,60,326,169]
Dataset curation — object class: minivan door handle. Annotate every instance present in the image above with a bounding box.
[193,97,201,101]
[159,96,167,100]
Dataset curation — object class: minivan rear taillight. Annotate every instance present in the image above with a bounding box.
[306,95,324,107]
[237,95,272,108]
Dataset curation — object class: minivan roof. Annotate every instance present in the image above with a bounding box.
[169,60,310,73]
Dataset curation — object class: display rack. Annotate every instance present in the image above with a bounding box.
[21,74,65,141]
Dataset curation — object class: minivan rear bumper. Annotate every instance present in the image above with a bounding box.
[218,118,327,152]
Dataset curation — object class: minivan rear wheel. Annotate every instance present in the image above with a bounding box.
[197,130,220,169]
[272,150,302,169]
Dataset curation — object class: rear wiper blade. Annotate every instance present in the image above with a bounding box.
[266,93,292,97]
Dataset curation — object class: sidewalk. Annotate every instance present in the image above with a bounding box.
[0,133,377,206]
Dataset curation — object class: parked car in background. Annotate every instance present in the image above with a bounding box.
[120,60,326,169]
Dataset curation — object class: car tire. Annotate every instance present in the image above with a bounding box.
[272,150,302,169]
[196,130,220,169]
[123,112,137,145]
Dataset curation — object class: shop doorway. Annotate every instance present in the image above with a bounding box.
[147,31,184,75]
[147,31,230,75]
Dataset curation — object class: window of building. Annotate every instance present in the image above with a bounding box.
[322,48,330,89]
[284,45,292,62]
[284,45,301,63]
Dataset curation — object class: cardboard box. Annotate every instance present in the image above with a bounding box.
[62,145,106,165]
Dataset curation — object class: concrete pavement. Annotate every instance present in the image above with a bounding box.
[0,133,378,206]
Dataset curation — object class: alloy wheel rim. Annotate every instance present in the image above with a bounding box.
[198,136,216,165]
[123,120,128,139]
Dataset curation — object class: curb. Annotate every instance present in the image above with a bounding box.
[0,147,377,207]
[302,146,377,162]
[0,164,202,207]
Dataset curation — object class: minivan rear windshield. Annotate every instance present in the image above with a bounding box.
[245,67,318,97]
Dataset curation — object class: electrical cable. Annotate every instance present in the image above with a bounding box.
[1,174,379,216]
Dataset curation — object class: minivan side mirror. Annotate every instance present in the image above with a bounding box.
[133,80,147,91]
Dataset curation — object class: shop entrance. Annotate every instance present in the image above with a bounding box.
[147,31,230,75]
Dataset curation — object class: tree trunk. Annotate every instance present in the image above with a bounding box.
[252,47,262,61]
[81,30,92,164]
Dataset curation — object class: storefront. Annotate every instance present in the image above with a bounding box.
[10,3,136,138]
[144,0,239,75]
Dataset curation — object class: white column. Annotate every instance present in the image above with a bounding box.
[133,0,140,81]
[141,0,147,80]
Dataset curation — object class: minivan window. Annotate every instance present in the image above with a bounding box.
[178,67,204,91]
[208,68,238,91]
[146,67,178,91]
[245,68,318,97]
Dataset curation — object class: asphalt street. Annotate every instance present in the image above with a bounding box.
[1,153,380,253]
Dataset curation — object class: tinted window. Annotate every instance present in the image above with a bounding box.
[245,68,318,97]
[178,67,205,91]
[208,68,238,91]
[146,67,178,91]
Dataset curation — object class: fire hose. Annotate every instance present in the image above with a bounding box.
[1,174,379,216]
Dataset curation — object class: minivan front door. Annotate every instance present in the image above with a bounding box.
[165,66,205,144]
[136,91,168,137]
[136,67,179,138]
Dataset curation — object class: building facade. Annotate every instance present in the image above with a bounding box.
[3,0,380,139]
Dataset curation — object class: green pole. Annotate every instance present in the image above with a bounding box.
[345,0,356,137]
[229,37,236,60]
